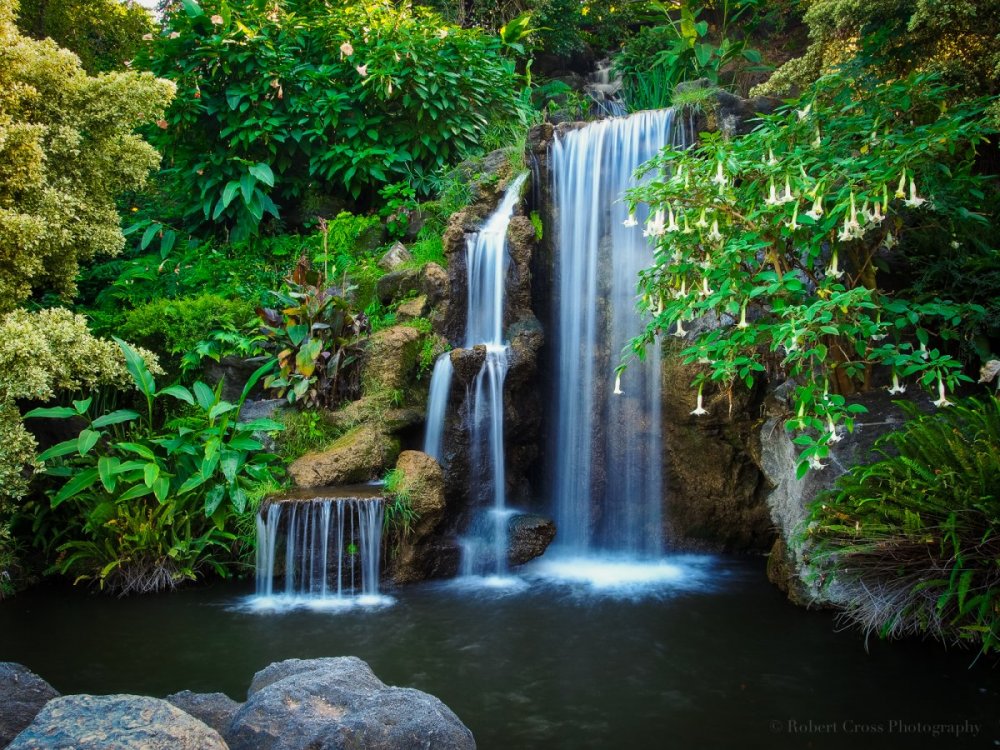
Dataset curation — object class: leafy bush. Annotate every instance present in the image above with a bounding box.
[626,64,994,475]
[258,258,369,408]
[16,0,153,73]
[806,397,1000,656]
[273,409,344,462]
[0,2,173,309]
[25,340,283,595]
[753,0,1000,126]
[142,0,528,239]
[120,294,257,361]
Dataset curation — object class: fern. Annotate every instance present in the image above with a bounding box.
[806,396,1000,657]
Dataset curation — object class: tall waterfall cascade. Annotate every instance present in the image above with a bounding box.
[549,108,691,560]
[423,173,528,580]
[254,496,386,607]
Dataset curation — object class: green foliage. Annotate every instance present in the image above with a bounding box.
[273,408,343,462]
[258,258,368,408]
[141,0,528,240]
[120,294,257,361]
[382,467,419,538]
[0,3,173,309]
[754,0,1000,125]
[807,397,1000,656]
[24,340,283,594]
[627,64,995,476]
[0,307,161,511]
[615,0,766,110]
[16,0,153,73]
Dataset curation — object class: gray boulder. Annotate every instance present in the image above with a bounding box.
[229,657,475,750]
[7,694,228,750]
[165,690,241,739]
[0,662,59,747]
[507,514,556,566]
[378,241,413,271]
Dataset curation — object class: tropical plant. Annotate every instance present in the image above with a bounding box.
[806,397,1000,657]
[258,258,369,408]
[615,0,766,110]
[625,64,995,476]
[24,339,283,595]
[382,467,419,538]
[140,0,528,239]
[0,0,173,310]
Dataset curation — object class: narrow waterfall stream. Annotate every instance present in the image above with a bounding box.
[423,172,528,580]
[253,494,387,609]
[546,109,692,567]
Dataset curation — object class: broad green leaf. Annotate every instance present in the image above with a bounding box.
[78,429,100,456]
[53,467,100,507]
[193,381,216,411]
[204,484,226,517]
[249,162,274,186]
[160,385,195,404]
[221,181,241,208]
[92,410,141,429]
[144,463,160,487]
[153,476,170,504]
[117,442,156,460]
[181,0,203,17]
[36,438,81,462]
[24,406,77,420]
[240,172,257,203]
[118,483,154,502]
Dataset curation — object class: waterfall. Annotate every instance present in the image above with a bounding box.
[549,108,691,560]
[254,498,385,604]
[421,173,528,579]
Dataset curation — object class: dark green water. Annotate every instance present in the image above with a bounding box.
[1,556,996,749]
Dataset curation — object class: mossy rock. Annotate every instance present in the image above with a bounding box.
[288,423,400,488]
[363,325,424,393]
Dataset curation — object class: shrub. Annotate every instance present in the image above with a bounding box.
[25,340,283,594]
[141,0,528,239]
[626,64,994,475]
[120,294,257,359]
[0,0,173,309]
[16,0,153,73]
[806,397,1000,656]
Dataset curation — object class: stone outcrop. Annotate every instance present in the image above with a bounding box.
[758,382,920,606]
[363,325,424,394]
[228,657,475,750]
[0,662,59,747]
[8,694,228,750]
[387,450,450,583]
[507,513,556,566]
[288,423,400,487]
[165,691,242,741]
[660,349,773,552]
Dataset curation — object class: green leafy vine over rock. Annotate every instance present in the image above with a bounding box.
[627,63,996,476]
[806,397,1000,657]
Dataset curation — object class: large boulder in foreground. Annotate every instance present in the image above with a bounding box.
[229,657,475,750]
[0,662,60,747]
[8,694,228,750]
[288,423,400,487]
[165,690,242,741]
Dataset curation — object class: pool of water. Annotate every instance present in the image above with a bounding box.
[1,555,996,749]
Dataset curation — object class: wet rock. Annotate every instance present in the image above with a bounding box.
[165,691,241,740]
[449,345,487,385]
[8,694,227,750]
[507,514,556,566]
[660,348,772,552]
[0,663,59,747]
[420,262,449,307]
[759,382,915,605]
[388,451,449,584]
[378,241,413,272]
[229,657,475,750]
[288,423,400,487]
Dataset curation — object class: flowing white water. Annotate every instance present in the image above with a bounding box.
[254,498,387,609]
[419,173,528,579]
[550,108,691,563]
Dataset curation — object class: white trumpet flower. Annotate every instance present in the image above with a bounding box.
[613,373,623,395]
[690,385,708,416]
[932,376,952,408]
[887,371,906,395]
[623,212,638,227]
[904,177,926,208]
[707,219,724,243]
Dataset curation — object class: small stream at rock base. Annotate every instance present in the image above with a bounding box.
[1,556,996,750]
